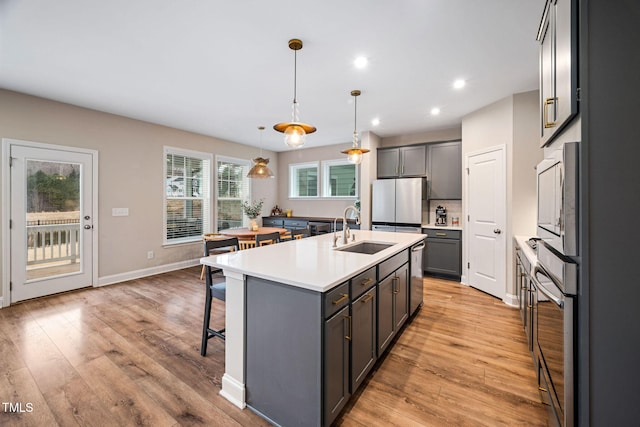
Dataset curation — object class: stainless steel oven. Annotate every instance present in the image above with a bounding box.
[533,241,577,427]
[536,141,578,257]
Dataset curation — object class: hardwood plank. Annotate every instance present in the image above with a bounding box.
[0,267,549,426]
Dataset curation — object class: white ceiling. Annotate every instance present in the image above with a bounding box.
[0,0,543,152]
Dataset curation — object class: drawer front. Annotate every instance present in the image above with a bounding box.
[324,281,350,319]
[423,228,461,240]
[351,266,377,299]
[378,250,409,281]
[284,219,309,228]
[263,218,284,227]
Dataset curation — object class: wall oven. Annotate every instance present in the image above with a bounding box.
[533,241,577,427]
[536,141,579,257]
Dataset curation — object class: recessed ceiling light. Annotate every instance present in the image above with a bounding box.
[453,79,466,89]
[354,56,368,69]
[371,118,380,126]
[431,107,441,116]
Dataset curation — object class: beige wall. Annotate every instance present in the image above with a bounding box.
[461,91,539,299]
[0,89,277,296]
[381,127,462,147]
[276,142,361,220]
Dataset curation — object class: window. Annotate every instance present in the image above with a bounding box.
[289,162,319,198]
[164,147,211,244]
[217,156,251,230]
[322,160,358,197]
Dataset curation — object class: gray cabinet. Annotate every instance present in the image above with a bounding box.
[350,287,376,391]
[537,0,578,146]
[377,263,409,355]
[423,228,461,278]
[283,218,309,231]
[262,217,284,227]
[377,145,426,178]
[324,305,350,426]
[244,249,411,427]
[427,141,461,199]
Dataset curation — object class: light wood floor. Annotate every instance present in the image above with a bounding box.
[0,267,549,426]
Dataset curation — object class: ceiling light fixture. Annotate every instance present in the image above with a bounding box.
[354,56,368,69]
[431,107,441,115]
[453,79,466,89]
[247,126,275,179]
[371,118,380,126]
[341,90,369,165]
[274,38,316,148]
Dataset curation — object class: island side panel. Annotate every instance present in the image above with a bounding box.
[245,276,323,427]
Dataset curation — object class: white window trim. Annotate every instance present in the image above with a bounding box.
[321,159,359,198]
[163,146,213,246]
[289,161,320,199]
[215,155,252,230]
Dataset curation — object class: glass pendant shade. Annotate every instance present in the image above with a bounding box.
[341,90,369,164]
[247,126,275,179]
[247,157,275,178]
[274,39,316,148]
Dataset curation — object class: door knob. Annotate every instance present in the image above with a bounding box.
[84,225,92,230]
[493,229,502,234]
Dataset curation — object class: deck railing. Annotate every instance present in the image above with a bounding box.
[27,223,80,266]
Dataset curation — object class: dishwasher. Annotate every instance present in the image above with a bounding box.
[409,239,426,315]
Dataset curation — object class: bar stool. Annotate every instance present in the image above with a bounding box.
[201,237,239,356]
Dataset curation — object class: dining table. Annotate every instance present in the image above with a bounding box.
[218,227,289,241]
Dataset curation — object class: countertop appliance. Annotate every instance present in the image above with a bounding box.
[537,141,578,257]
[435,205,447,226]
[533,240,577,427]
[410,239,425,315]
[372,178,423,233]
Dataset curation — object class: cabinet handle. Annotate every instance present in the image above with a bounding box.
[543,97,557,128]
[345,315,352,341]
[362,293,374,303]
[360,277,374,287]
[392,276,399,294]
[435,232,447,237]
[332,293,349,305]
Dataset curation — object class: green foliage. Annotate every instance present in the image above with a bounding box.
[241,199,264,219]
[27,169,80,212]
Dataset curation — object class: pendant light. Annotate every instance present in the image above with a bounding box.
[273,38,316,148]
[247,126,275,179]
[341,90,369,164]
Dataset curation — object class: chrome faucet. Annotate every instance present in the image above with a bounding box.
[342,206,361,244]
[333,217,340,247]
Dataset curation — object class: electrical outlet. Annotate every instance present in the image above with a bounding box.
[147,251,154,259]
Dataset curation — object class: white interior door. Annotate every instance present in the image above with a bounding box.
[466,146,506,300]
[9,142,96,303]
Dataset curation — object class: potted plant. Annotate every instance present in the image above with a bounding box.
[241,199,264,231]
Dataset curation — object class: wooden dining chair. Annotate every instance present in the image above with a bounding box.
[255,231,281,246]
[201,237,239,356]
[239,240,257,250]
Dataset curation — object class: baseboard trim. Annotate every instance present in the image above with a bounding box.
[503,292,518,307]
[97,258,200,287]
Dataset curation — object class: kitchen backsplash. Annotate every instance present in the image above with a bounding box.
[426,200,462,226]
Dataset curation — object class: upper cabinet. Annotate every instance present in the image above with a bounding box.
[427,141,461,200]
[538,0,578,147]
[377,145,426,178]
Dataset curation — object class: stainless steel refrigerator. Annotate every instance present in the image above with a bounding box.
[371,178,423,233]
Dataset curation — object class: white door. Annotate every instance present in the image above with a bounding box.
[466,146,506,300]
[9,142,96,303]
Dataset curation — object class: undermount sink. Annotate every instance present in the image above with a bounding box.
[335,241,394,255]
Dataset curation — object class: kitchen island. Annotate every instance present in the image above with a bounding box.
[201,230,425,427]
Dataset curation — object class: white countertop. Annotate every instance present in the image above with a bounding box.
[422,223,463,230]
[514,235,538,274]
[201,230,425,293]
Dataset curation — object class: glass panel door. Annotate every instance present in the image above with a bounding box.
[10,143,94,303]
